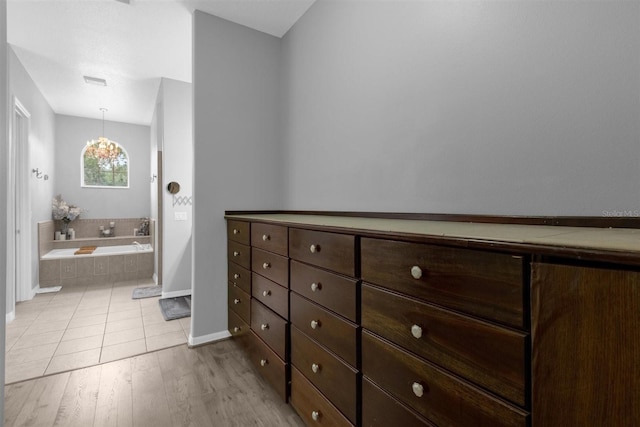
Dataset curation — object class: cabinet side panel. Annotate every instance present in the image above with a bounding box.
[531,262,640,425]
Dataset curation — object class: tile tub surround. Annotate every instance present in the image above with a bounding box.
[38,219,156,286]
[39,251,154,287]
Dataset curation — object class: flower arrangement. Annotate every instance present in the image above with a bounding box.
[52,194,84,227]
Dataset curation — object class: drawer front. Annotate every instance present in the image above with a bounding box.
[228,240,251,270]
[361,238,525,329]
[291,327,358,425]
[251,247,289,287]
[228,283,250,324]
[362,284,527,407]
[362,331,530,427]
[246,331,287,402]
[251,223,288,256]
[228,262,251,295]
[290,292,358,367]
[228,309,250,339]
[362,377,434,427]
[289,228,355,277]
[251,299,287,360]
[290,260,358,322]
[252,273,289,319]
[291,367,354,427]
[227,220,250,245]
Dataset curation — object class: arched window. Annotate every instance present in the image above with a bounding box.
[81,138,130,188]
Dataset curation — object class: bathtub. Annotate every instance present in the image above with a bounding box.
[41,243,153,260]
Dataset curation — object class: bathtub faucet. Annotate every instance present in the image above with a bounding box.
[133,241,144,250]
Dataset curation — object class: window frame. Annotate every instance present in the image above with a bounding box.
[80,140,131,189]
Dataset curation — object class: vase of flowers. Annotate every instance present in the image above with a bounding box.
[52,194,84,237]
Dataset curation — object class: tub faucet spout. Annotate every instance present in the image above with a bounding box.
[133,241,143,250]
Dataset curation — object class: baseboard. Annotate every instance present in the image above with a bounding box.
[6,311,15,323]
[188,330,231,347]
[161,288,191,299]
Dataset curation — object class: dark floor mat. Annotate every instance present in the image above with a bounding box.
[158,296,191,321]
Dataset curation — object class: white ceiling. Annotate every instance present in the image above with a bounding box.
[7,0,315,125]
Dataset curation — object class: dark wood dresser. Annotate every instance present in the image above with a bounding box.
[225,212,640,426]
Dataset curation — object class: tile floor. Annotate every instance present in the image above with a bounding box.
[4,278,190,384]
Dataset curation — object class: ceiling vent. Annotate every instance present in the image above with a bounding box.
[83,76,107,86]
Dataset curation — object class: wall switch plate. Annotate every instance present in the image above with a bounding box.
[175,211,187,221]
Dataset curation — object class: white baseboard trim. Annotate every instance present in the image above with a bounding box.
[161,289,191,299]
[189,330,231,347]
[6,311,15,323]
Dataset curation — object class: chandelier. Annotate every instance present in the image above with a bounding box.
[86,108,121,161]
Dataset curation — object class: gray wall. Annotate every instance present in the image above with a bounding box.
[280,0,640,215]
[192,11,283,341]
[1,0,8,411]
[55,114,151,219]
[9,47,56,295]
[157,77,193,297]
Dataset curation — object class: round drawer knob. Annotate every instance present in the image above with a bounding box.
[412,382,424,398]
[311,411,321,421]
[310,244,320,253]
[310,282,321,292]
[310,320,320,329]
[233,251,240,257]
[233,229,239,235]
[411,324,423,339]
[233,298,241,305]
[311,363,320,373]
[262,234,270,241]
[233,273,240,279]
[261,323,269,331]
[262,262,271,269]
[262,290,271,297]
[260,359,268,367]
[411,265,423,279]
[233,326,240,333]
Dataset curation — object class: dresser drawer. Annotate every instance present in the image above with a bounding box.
[291,367,354,427]
[362,331,529,427]
[228,309,250,341]
[361,238,525,329]
[362,284,527,407]
[291,327,358,425]
[289,228,355,277]
[227,220,250,245]
[251,223,288,256]
[228,283,250,324]
[290,292,358,367]
[246,331,287,402]
[252,273,289,319]
[228,240,251,270]
[228,262,251,295]
[362,377,434,427]
[290,260,358,322]
[251,247,289,287]
[251,299,287,360]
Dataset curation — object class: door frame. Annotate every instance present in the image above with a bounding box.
[8,96,32,313]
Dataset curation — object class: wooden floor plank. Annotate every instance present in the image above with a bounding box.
[131,352,173,427]
[53,365,101,426]
[9,372,71,427]
[93,358,133,427]
[4,379,37,425]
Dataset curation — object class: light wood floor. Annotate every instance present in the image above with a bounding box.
[5,340,305,427]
